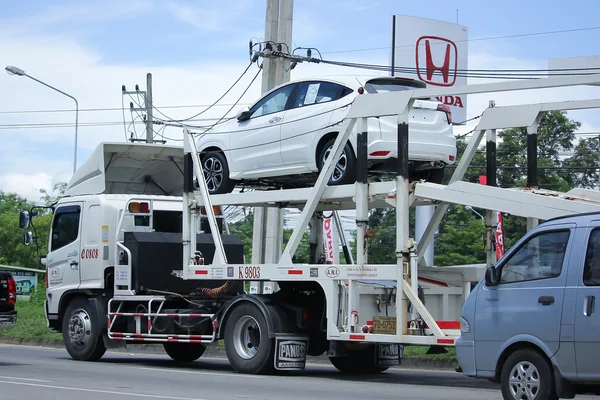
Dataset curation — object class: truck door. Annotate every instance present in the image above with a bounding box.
[474,226,573,373]
[574,223,600,381]
[47,203,83,291]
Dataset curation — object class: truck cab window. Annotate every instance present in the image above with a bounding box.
[583,229,600,286]
[500,230,570,284]
[51,205,81,251]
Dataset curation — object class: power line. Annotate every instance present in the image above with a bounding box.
[321,25,600,55]
[0,102,253,115]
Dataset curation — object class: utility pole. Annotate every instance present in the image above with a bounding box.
[251,0,294,295]
[145,73,153,143]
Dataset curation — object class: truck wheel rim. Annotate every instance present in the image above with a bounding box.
[232,315,261,360]
[68,309,92,347]
[203,156,224,192]
[323,145,347,182]
[508,361,540,400]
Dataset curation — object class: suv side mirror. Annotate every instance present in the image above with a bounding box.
[23,231,33,246]
[236,108,252,122]
[485,266,499,286]
[19,211,30,229]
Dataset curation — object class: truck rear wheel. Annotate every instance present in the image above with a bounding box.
[329,346,388,374]
[163,342,206,362]
[224,303,274,374]
[500,349,558,400]
[62,297,106,361]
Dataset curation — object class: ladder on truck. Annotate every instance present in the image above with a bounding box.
[180,73,600,347]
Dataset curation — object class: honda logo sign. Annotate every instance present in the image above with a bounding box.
[416,36,458,87]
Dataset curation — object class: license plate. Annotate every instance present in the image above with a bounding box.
[373,316,396,334]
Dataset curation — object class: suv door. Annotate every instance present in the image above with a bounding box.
[47,203,83,291]
[280,81,352,166]
[574,222,600,381]
[229,83,297,175]
[474,226,573,373]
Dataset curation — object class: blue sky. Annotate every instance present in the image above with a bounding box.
[1,0,599,201]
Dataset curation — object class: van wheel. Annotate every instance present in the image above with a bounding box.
[62,297,106,361]
[224,303,274,374]
[318,138,357,186]
[500,349,557,400]
[163,342,206,362]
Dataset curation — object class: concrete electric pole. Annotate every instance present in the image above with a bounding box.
[145,73,153,143]
[251,0,294,294]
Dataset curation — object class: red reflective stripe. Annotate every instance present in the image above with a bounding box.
[418,276,449,287]
[189,314,204,317]
[288,270,303,275]
[195,270,209,275]
[133,313,144,317]
[167,314,179,317]
[147,320,151,330]
[349,334,366,340]
[436,321,460,330]
[369,151,390,157]
[212,321,217,333]
[134,338,145,341]
[437,338,455,345]
[107,317,111,329]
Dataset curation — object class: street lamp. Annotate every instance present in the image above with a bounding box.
[465,206,485,223]
[5,65,79,174]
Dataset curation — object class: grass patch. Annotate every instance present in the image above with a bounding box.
[0,284,62,344]
[403,345,457,360]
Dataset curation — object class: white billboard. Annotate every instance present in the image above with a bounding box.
[390,15,468,123]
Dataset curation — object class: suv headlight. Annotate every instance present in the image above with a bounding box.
[460,316,470,333]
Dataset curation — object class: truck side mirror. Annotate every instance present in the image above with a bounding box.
[23,231,33,246]
[485,266,499,287]
[19,211,30,229]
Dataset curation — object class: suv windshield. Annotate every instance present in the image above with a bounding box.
[364,78,426,93]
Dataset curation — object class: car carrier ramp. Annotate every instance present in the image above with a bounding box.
[414,181,600,220]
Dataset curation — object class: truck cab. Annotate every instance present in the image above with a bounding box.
[457,212,600,399]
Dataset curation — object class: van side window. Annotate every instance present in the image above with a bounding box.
[500,230,570,284]
[583,229,600,286]
[51,205,81,251]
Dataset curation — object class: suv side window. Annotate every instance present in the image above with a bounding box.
[51,205,81,251]
[292,81,352,108]
[250,84,296,119]
[583,229,600,286]
[500,230,570,284]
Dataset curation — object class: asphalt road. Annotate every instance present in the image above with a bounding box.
[0,343,595,400]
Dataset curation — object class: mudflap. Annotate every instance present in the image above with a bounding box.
[376,344,404,367]
[274,334,309,371]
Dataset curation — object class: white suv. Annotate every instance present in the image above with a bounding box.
[197,75,456,194]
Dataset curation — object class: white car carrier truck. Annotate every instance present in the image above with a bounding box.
[19,73,600,376]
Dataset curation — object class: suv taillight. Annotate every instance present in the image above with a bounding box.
[7,276,16,305]
[437,104,452,125]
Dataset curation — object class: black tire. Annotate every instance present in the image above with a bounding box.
[163,342,206,362]
[224,303,274,374]
[329,346,388,374]
[200,151,236,194]
[318,138,357,186]
[500,349,558,400]
[62,297,106,361]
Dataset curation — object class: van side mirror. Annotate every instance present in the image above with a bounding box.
[485,266,499,287]
[19,211,30,229]
[23,231,33,246]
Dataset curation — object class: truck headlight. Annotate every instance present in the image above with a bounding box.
[460,316,470,333]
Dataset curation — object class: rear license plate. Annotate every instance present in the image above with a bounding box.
[373,316,396,334]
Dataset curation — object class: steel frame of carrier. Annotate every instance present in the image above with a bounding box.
[178,73,600,348]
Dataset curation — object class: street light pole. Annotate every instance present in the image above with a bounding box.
[5,65,79,174]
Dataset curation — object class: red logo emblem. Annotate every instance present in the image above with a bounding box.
[415,36,458,87]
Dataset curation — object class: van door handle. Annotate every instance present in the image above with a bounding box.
[538,296,555,306]
[70,261,79,270]
[584,295,595,316]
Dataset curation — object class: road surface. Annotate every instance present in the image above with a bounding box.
[0,343,595,400]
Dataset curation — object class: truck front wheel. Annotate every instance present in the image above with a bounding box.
[163,342,206,362]
[500,349,558,400]
[62,297,106,361]
[224,303,274,374]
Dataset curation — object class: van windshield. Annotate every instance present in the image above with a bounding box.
[364,78,426,94]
